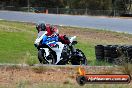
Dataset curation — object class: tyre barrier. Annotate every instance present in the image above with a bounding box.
[104,45,112,63]
[126,46,132,63]
[95,45,132,64]
[95,45,104,61]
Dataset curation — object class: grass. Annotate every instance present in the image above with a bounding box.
[0,20,132,65]
[0,20,38,64]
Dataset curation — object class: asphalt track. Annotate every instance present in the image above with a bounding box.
[0,11,132,33]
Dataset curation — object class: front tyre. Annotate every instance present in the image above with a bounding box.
[46,52,56,64]
[38,49,46,64]
[71,49,88,65]
[38,50,56,64]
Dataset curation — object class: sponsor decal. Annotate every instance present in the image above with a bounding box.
[76,66,131,86]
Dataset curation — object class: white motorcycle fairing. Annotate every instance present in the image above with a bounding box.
[43,36,76,64]
[34,31,47,46]
[52,42,64,64]
[42,42,64,64]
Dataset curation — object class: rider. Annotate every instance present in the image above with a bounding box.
[42,26,59,47]
[36,23,70,46]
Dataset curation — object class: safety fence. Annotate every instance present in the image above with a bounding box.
[0,6,132,17]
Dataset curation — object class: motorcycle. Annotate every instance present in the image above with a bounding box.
[34,31,88,65]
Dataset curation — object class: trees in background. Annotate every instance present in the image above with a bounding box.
[0,0,132,15]
[70,0,112,10]
[115,0,132,13]
[30,0,65,8]
[1,0,131,11]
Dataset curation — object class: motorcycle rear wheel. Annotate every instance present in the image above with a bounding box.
[71,49,88,65]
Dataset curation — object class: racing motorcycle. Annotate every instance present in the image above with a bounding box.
[34,31,87,65]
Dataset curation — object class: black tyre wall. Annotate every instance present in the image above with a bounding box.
[95,45,104,61]
[95,45,119,63]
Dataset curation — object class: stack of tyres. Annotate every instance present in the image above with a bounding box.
[95,45,132,64]
[95,45,119,63]
[104,45,112,63]
[95,45,104,61]
[120,45,128,54]
[111,45,119,64]
[111,45,119,58]
[126,46,132,63]
[120,45,129,63]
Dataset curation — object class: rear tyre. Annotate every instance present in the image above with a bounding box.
[71,49,88,65]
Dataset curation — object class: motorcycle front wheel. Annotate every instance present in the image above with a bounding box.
[71,49,88,65]
[38,49,56,64]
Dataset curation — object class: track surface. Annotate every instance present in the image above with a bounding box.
[0,11,132,33]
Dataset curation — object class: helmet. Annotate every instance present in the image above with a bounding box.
[36,23,46,32]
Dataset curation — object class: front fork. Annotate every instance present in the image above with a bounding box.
[69,45,76,56]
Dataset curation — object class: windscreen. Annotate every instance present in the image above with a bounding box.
[37,31,46,38]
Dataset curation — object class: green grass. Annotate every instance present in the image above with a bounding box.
[0,20,132,65]
[0,20,38,64]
